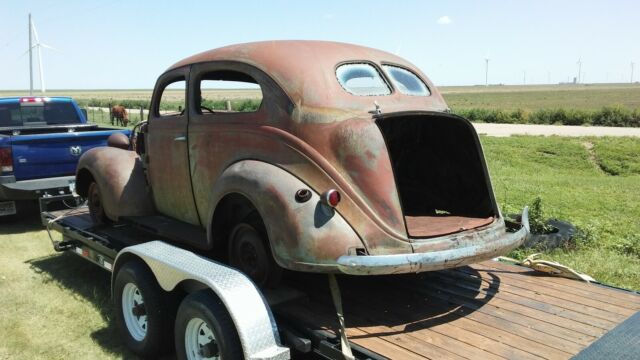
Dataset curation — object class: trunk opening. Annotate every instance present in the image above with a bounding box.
[376,113,496,238]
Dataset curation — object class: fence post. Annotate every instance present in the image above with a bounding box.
[140,106,144,123]
[108,103,112,125]
[226,100,232,111]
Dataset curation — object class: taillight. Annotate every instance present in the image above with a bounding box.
[321,189,341,207]
[0,147,13,173]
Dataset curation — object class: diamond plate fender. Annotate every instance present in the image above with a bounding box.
[113,241,290,360]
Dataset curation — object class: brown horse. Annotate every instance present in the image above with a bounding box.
[111,105,129,127]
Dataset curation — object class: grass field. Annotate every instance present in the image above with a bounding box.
[3,83,640,112]
[0,135,638,359]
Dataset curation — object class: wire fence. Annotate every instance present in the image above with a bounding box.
[85,106,146,128]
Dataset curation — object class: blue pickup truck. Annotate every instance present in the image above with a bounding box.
[0,96,129,217]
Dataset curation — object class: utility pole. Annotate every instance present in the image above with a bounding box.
[631,62,635,83]
[523,70,526,85]
[29,13,33,95]
[484,58,489,86]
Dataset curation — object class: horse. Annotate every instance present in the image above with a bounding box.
[111,105,129,127]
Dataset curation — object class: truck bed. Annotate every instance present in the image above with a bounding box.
[43,208,640,360]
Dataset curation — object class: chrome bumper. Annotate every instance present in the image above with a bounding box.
[337,207,530,275]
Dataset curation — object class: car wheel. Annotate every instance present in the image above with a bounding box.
[87,181,111,224]
[114,260,174,358]
[228,212,282,288]
[175,290,242,360]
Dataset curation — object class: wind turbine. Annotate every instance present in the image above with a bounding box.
[26,14,58,94]
[576,58,582,84]
[484,51,490,86]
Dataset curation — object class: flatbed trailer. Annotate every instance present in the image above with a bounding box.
[43,206,640,360]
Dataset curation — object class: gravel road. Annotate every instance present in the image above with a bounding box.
[473,123,640,137]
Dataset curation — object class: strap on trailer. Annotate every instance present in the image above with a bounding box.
[329,274,355,360]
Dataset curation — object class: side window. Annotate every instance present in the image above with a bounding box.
[198,71,262,114]
[158,79,186,117]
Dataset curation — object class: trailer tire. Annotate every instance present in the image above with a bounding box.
[175,290,242,360]
[114,260,174,358]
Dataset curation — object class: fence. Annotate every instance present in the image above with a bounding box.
[85,106,147,128]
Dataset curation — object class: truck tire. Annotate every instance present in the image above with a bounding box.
[114,260,174,358]
[87,181,111,225]
[228,212,282,288]
[175,290,242,360]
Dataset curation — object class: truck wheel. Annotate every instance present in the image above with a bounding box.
[228,212,282,288]
[114,260,174,358]
[175,290,242,360]
[87,181,111,225]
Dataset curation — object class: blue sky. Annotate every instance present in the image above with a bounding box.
[1,0,638,89]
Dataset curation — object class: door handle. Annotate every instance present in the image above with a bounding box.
[174,135,187,142]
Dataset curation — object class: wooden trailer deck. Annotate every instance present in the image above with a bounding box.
[276,261,640,360]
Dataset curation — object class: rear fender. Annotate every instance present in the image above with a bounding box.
[208,160,365,272]
[76,147,155,220]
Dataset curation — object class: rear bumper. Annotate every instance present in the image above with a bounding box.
[336,207,530,275]
[0,175,75,200]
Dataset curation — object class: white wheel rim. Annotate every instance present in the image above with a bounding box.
[185,317,218,360]
[121,283,147,341]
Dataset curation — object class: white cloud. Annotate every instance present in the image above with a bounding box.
[437,16,452,25]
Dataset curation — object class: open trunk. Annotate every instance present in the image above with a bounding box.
[376,112,496,238]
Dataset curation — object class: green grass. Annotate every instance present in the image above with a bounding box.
[481,135,640,289]
[441,83,640,111]
[0,213,132,359]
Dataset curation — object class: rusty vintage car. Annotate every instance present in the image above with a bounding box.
[75,40,529,286]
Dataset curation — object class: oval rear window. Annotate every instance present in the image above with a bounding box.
[382,65,430,96]
[336,63,391,96]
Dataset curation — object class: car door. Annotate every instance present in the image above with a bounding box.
[146,67,201,225]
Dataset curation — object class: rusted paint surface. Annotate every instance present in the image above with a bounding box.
[81,40,527,274]
[76,147,155,220]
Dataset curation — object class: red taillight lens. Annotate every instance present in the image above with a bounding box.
[322,189,341,207]
[0,147,13,173]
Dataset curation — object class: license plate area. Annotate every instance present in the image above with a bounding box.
[0,201,17,216]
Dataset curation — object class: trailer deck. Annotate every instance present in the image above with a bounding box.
[43,208,640,360]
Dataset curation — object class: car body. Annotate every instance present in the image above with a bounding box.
[75,41,528,280]
[0,96,129,216]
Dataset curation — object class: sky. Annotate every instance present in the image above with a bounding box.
[1,0,639,89]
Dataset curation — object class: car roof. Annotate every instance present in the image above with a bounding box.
[168,40,448,116]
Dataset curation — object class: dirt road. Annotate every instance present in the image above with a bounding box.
[473,123,640,137]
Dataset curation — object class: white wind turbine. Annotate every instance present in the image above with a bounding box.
[26,14,59,94]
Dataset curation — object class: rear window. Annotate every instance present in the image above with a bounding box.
[0,101,81,127]
[336,63,391,96]
[382,65,430,96]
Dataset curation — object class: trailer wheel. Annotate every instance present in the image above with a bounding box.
[114,260,174,358]
[175,290,242,360]
[228,212,282,288]
[87,181,111,224]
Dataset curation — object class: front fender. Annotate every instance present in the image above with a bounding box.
[208,160,366,273]
[76,147,155,220]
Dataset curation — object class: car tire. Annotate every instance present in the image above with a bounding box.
[114,260,174,358]
[175,290,243,360]
[228,212,282,288]
[87,181,112,225]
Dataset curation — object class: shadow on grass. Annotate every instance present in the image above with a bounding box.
[0,201,43,234]
[26,251,152,359]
